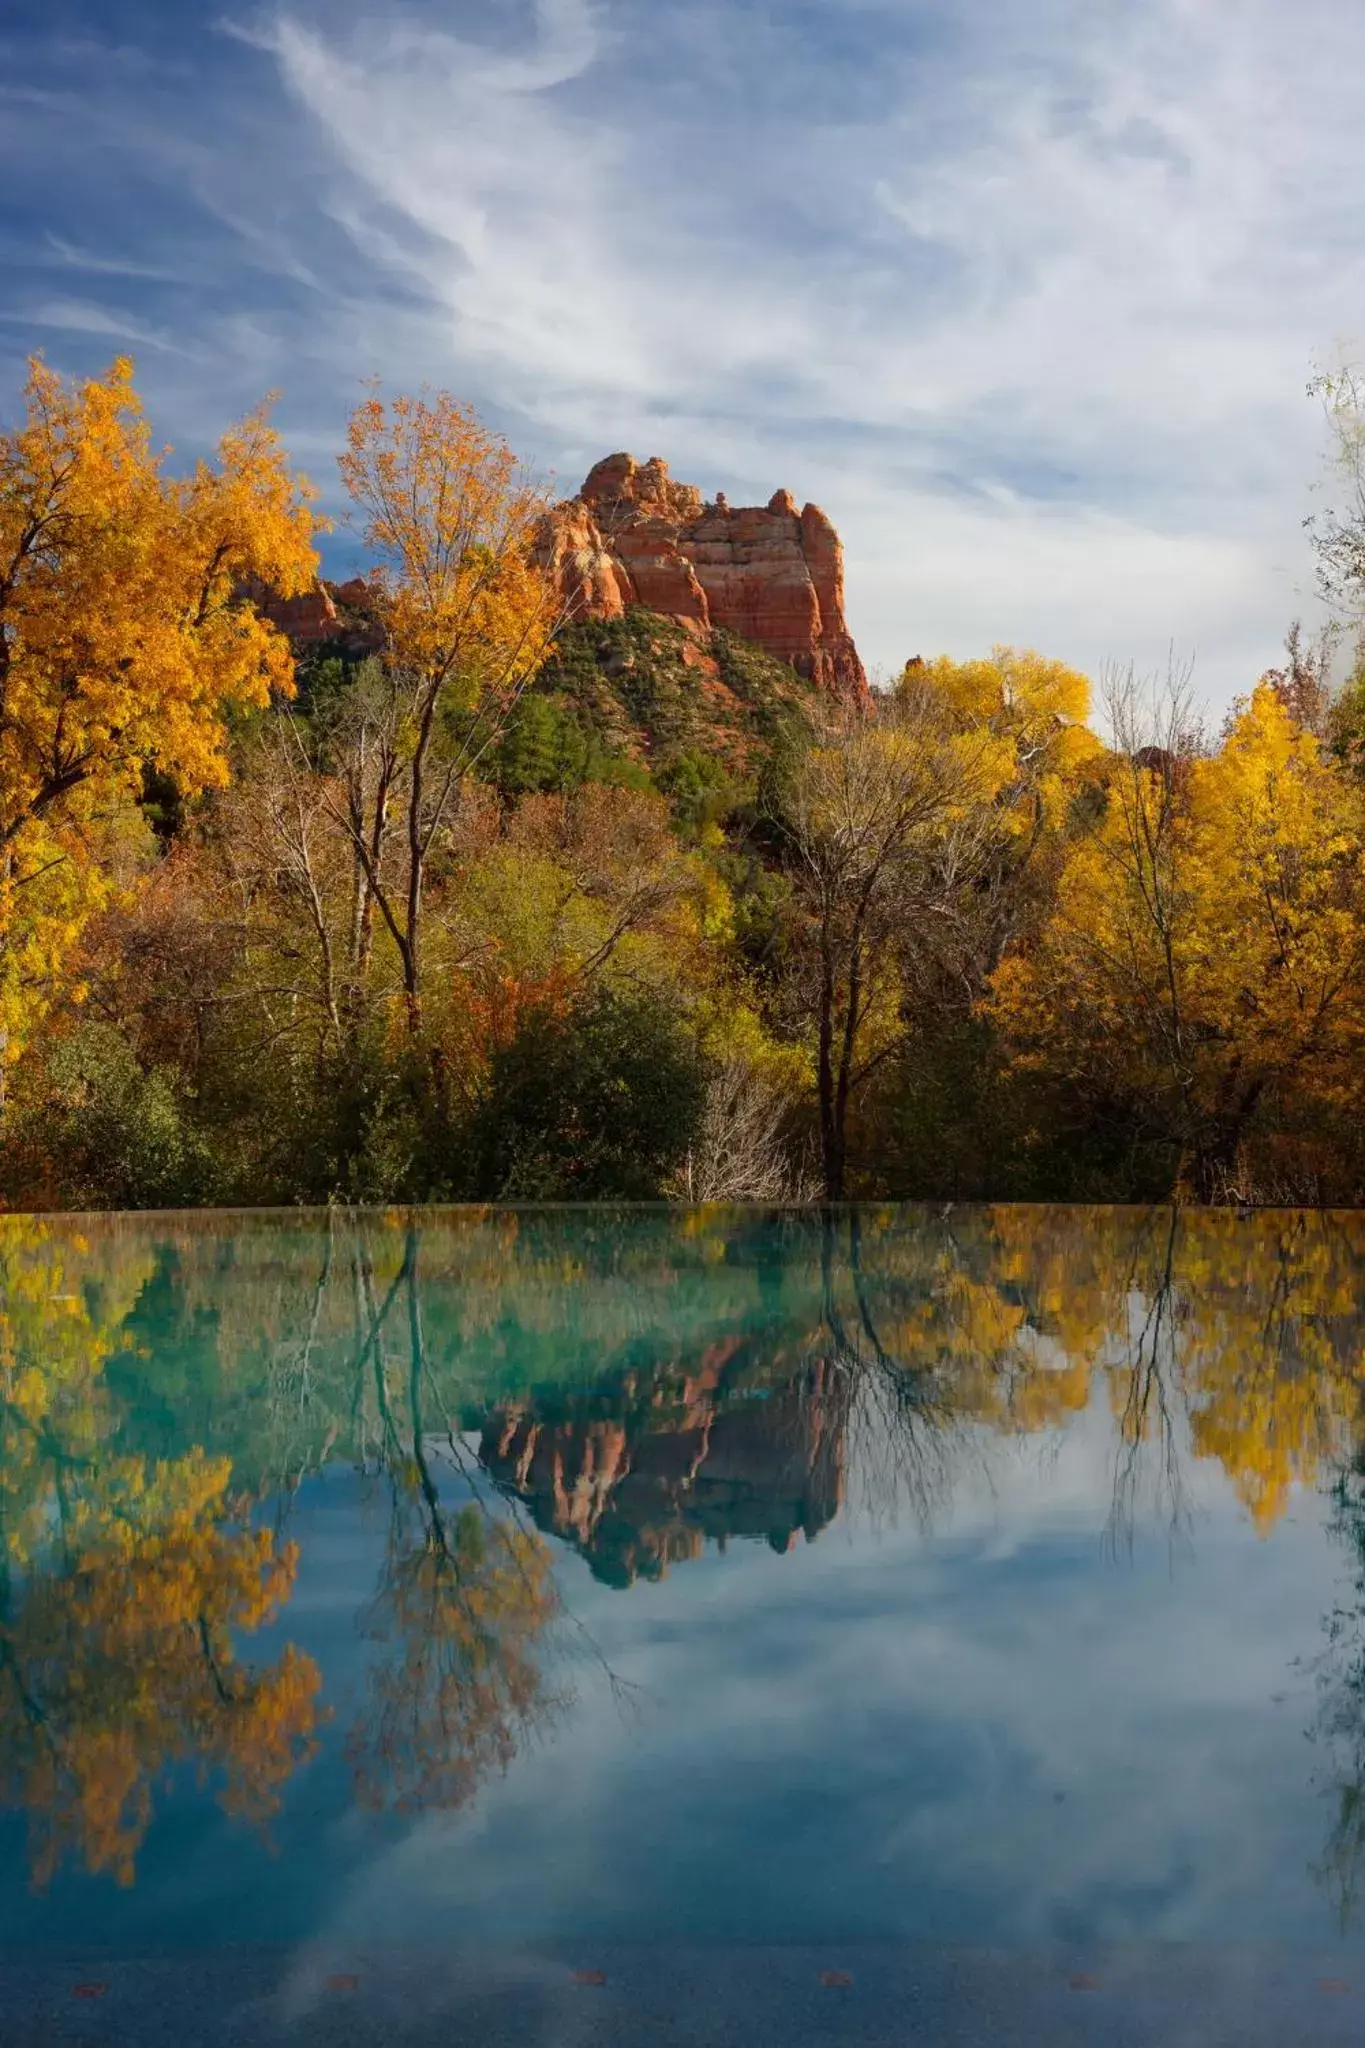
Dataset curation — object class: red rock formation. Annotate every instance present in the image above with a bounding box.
[481,1356,849,1588]
[537,454,868,704]
[251,576,386,657]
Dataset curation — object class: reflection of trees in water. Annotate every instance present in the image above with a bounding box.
[8,1204,1365,1893]
[0,1470,321,1890]
[1312,1449,1365,1926]
[343,1233,568,1814]
[0,1218,322,1889]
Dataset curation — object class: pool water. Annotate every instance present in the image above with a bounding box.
[3,1203,1365,2041]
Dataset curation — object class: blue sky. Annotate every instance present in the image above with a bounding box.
[3,0,1363,705]
[8,1414,1352,1958]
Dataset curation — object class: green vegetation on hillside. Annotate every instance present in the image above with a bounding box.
[6,355,1365,1211]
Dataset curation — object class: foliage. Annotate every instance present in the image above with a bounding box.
[0,356,318,1067]
[778,688,1011,1198]
[991,682,1365,1199]
[6,346,1365,1210]
[467,984,709,1200]
[324,385,560,1039]
[0,1218,322,1887]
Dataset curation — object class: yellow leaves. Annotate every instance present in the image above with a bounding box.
[906,646,1103,821]
[912,646,1094,733]
[2,1508,323,1888]
[0,1217,324,1889]
[337,385,556,694]
[0,355,321,1065]
[989,679,1365,1186]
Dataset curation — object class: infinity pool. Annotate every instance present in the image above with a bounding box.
[3,1204,1365,2043]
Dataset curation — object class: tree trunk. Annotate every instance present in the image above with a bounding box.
[1190,1083,1264,1203]
[817,925,844,1201]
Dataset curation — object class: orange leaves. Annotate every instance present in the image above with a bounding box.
[347,1503,562,1818]
[0,354,321,1065]
[337,385,555,701]
[0,1503,323,1890]
[0,1214,323,1890]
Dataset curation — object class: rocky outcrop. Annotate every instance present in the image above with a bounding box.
[253,576,385,658]
[481,1353,849,1588]
[536,455,868,705]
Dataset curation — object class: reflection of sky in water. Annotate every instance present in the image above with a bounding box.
[0,1408,1351,1956]
[323,1430,1345,1952]
[2,1206,1365,1971]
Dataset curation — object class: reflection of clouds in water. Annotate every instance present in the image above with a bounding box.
[317,1438,1341,1952]
[6,1205,1365,1956]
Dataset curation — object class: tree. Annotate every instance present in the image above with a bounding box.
[323,389,560,1041]
[868,648,1105,1199]
[469,984,708,1200]
[780,689,1005,1200]
[669,1053,814,1203]
[1261,619,1336,739]
[896,646,1103,977]
[991,676,1365,1200]
[1307,363,1365,627]
[0,356,319,1073]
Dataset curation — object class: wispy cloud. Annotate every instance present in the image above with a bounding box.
[4,0,1364,701]
[41,233,184,283]
[0,296,186,354]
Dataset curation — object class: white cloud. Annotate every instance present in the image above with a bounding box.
[0,296,186,353]
[11,0,1365,706]
[230,0,1365,706]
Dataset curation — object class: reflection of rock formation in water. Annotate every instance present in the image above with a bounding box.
[480,1349,847,1588]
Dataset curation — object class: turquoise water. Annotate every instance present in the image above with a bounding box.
[3,1203,1365,1978]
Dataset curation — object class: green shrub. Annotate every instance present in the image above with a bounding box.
[2,1023,219,1211]
[466,986,707,1201]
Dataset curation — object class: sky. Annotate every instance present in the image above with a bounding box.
[6,1413,1353,1958]
[2,0,1363,707]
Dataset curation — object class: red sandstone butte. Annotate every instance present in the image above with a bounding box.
[251,575,385,657]
[536,454,868,704]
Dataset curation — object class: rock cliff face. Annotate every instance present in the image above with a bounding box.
[481,1352,849,1588]
[253,576,385,659]
[537,454,868,705]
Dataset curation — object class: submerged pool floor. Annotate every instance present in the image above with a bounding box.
[6,1942,1365,2046]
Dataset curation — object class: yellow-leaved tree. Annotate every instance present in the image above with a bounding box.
[991,678,1365,1199]
[0,355,319,1073]
[327,387,560,1038]
[897,645,1104,972]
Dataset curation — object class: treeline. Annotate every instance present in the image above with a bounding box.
[4,357,1365,1210]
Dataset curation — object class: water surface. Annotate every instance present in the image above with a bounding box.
[3,1204,1365,2040]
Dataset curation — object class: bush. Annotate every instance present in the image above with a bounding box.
[1,1022,220,1211]
[466,986,707,1201]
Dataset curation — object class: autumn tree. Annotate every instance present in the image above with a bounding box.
[868,648,1104,1198]
[896,646,1103,979]
[779,687,1006,1200]
[0,356,319,1074]
[991,676,1365,1200]
[321,389,560,1041]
